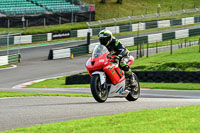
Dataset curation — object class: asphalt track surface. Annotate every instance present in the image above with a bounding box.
[1,96,200,132]
[1,25,200,132]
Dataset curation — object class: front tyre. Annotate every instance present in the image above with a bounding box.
[90,74,108,103]
[126,73,140,101]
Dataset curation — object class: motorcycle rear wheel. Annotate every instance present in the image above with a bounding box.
[90,74,108,103]
[126,73,140,101]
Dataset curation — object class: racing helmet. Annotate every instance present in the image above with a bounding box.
[98,30,113,46]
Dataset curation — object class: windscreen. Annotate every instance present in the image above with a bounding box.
[92,44,108,59]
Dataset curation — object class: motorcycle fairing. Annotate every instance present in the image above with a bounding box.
[103,63,125,84]
[86,52,109,77]
[108,80,126,97]
[92,71,106,85]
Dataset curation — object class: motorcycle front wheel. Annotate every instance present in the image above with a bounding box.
[126,73,140,101]
[90,74,108,103]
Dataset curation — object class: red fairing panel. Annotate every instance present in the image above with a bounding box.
[103,64,125,84]
[86,53,109,77]
[86,51,125,84]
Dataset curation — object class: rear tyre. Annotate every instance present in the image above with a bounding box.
[90,74,108,103]
[126,73,140,101]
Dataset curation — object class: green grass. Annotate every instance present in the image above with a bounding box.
[84,0,200,20]
[141,82,200,90]
[0,22,88,35]
[131,45,200,71]
[25,79,200,91]
[3,105,200,133]
[26,77,200,90]
[24,76,87,88]
[0,65,11,69]
[25,76,74,88]
[0,91,91,98]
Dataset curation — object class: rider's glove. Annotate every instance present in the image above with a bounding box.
[107,51,115,58]
[113,56,120,62]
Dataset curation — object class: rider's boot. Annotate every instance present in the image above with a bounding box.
[125,70,135,87]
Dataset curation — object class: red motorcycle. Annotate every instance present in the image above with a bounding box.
[85,45,140,103]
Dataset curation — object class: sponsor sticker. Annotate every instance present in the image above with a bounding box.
[52,31,70,39]
[99,59,104,62]
[119,87,124,94]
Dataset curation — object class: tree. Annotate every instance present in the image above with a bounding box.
[117,0,122,4]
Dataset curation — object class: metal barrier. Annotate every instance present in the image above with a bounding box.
[0,53,21,65]
[48,32,90,60]
[48,43,89,60]
[87,8,200,28]
[8,54,21,64]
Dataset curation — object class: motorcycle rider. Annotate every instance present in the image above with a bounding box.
[98,29,135,87]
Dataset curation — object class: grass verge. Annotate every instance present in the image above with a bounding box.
[131,45,200,71]
[84,0,200,20]
[0,65,11,69]
[2,105,200,133]
[140,82,200,90]
[26,80,200,90]
[63,83,200,90]
[0,91,91,98]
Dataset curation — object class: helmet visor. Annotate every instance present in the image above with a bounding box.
[99,37,107,45]
[99,36,111,46]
